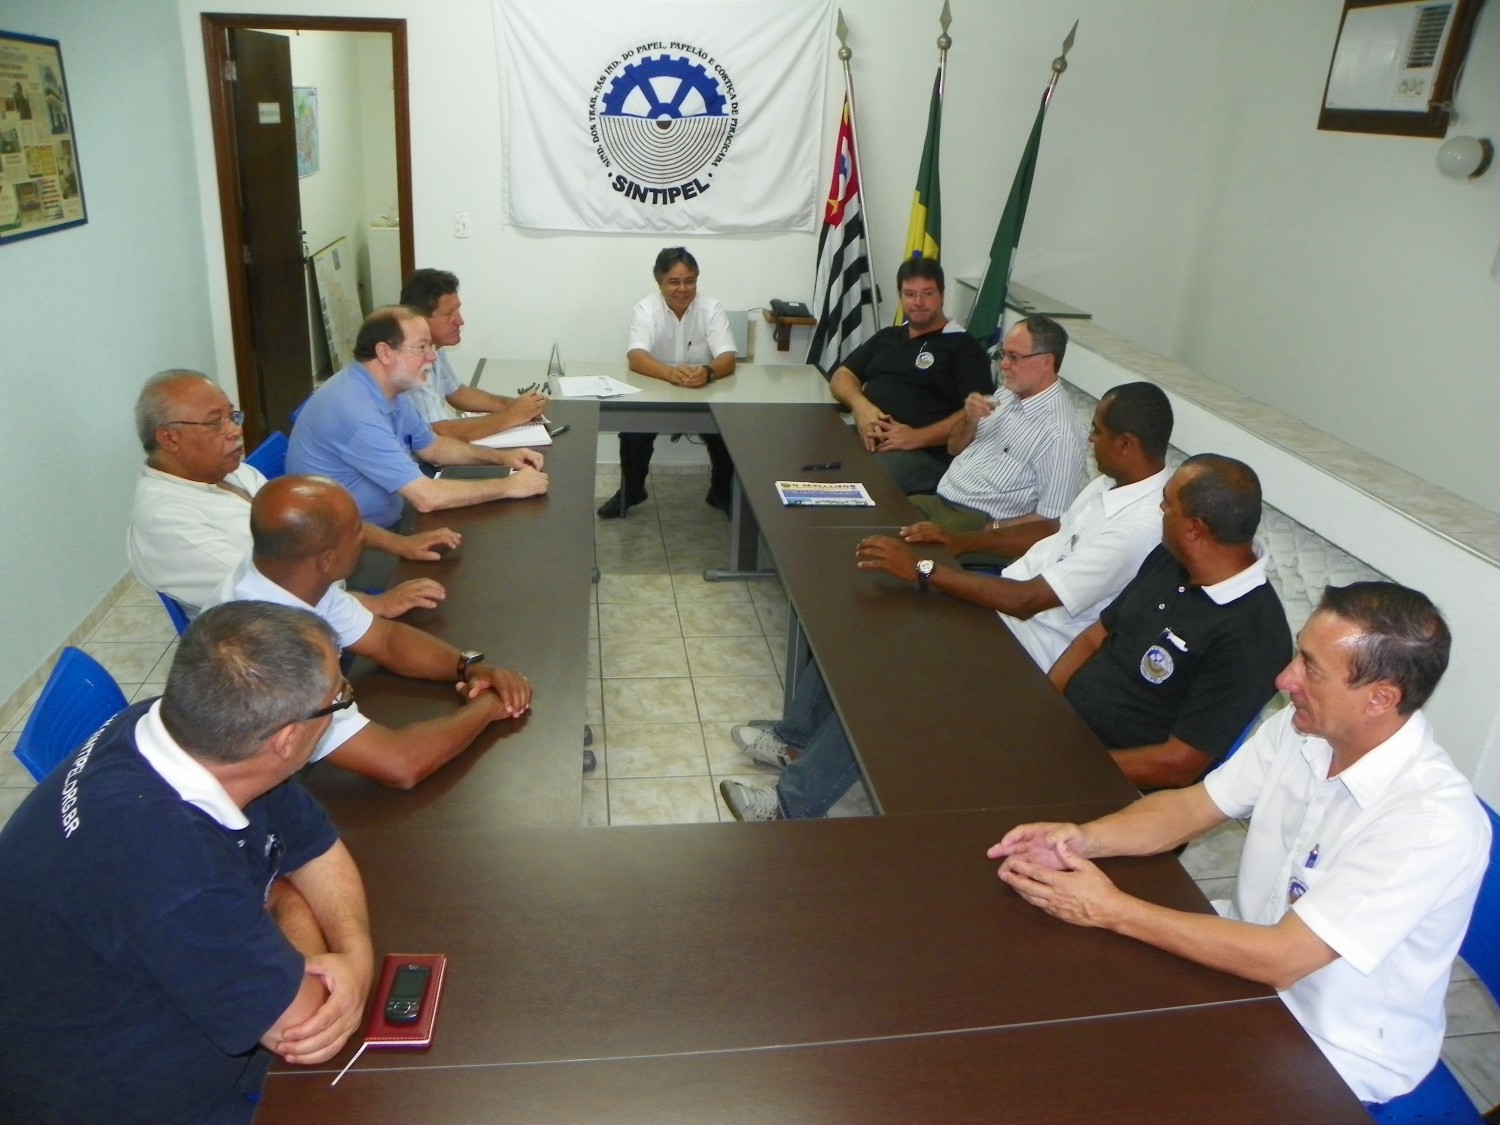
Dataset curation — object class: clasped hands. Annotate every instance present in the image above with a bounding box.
[988,822,1125,930]
[854,405,922,453]
[457,663,533,719]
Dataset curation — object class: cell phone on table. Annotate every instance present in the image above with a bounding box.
[383,963,431,1024]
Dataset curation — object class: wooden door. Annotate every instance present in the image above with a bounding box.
[227,28,312,438]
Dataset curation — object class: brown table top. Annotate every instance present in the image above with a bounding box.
[275,809,1267,1073]
[713,403,1139,815]
[259,810,1366,1124]
[300,399,599,829]
[262,1001,1366,1124]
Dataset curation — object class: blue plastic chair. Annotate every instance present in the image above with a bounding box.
[245,431,288,480]
[158,591,192,637]
[1370,799,1500,1123]
[12,647,129,782]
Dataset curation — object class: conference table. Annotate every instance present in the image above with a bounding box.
[260,390,1372,1122]
[479,358,832,576]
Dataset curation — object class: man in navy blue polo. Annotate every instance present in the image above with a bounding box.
[288,305,549,529]
[0,602,373,1125]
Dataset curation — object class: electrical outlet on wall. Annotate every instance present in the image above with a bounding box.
[454,212,471,239]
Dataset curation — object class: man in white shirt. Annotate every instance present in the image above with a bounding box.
[398,268,548,440]
[598,247,738,519]
[127,369,458,616]
[995,581,1489,1105]
[203,475,533,789]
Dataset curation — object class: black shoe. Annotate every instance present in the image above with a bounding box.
[597,488,647,519]
[706,489,732,518]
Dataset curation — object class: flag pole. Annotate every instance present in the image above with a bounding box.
[836,10,880,325]
[968,20,1078,344]
[1045,20,1078,107]
[937,0,952,97]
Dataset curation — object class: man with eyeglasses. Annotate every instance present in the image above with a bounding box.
[204,475,533,789]
[399,268,550,441]
[828,259,993,495]
[287,305,549,532]
[905,314,1088,564]
[128,369,460,617]
[0,601,374,1124]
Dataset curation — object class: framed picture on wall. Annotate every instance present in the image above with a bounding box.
[0,30,87,244]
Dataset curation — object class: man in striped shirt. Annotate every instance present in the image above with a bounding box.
[908,315,1088,565]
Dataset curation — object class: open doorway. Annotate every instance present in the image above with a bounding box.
[201,14,413,445]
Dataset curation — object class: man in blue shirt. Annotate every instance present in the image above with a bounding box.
[0,601,373,1125]
[288,305,548,528]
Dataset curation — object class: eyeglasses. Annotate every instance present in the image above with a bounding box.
[662,277,698,289]
[261,677,355,741]
[397,342,437,355]
[166,410,245,431]
[302,676,356,723]
[997,350,1046,365]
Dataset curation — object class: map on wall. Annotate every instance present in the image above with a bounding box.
[311,236,362,372]
[293,86,318,178]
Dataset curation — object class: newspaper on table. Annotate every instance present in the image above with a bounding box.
[775,481,875,507]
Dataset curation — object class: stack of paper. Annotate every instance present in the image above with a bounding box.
[556,375,641,398]
[471,423,553,450]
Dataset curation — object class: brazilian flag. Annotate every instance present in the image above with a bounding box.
[897,69,943,322]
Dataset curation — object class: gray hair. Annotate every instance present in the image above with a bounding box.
[136,369,212,454]
[1318,582,1450,714]
[161,601,339,764]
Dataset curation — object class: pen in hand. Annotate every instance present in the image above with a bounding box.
[800,461,841,472]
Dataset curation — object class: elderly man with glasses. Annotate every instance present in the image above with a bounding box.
[203,474,532,790]
[287,305,549,532]
[903,314,1090,565]
[128,368,461,617]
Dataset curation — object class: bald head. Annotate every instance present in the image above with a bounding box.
[250,475,361,562]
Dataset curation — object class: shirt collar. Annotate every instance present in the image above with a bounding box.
[350,361,398,415]
[1101,466,1170,517]
[234,558,320,612]
[1015,379,1065,416]
[134,699,248,829]
[1299,710,1431,808]
[1202,547,1268,605]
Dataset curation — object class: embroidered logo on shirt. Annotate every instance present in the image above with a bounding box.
[914,350,934,370]
[1140,644,1175,684]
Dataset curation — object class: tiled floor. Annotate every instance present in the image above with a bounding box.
[1,463,1495,1111]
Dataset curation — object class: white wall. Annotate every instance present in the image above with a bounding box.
[0,0,216,705]
[1171,0,1500,517]
[177,0,1239,387]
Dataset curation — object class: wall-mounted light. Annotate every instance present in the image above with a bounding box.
[1436,135,1493,179]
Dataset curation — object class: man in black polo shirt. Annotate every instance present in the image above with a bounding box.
[0,602,373,1125]
[828,259,992,493]
[1052,453,1292,788]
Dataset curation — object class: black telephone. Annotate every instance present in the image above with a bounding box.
[770,298,812,320]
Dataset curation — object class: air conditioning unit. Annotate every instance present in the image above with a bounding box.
[1324,1,1458,112]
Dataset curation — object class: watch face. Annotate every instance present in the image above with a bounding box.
[917,560,935,575]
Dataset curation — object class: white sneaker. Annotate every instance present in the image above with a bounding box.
[720,779,780,822]
[730,725,792,769]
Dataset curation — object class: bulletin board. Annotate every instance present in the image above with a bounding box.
[0,31,86,244]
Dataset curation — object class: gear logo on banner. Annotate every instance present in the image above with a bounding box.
[587,42,739,207]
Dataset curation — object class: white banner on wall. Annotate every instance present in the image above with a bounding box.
[495,0,832,234]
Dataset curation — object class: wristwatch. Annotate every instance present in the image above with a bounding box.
[703,365,715,383]
[915,559,935,591]
[456,650,484,680]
